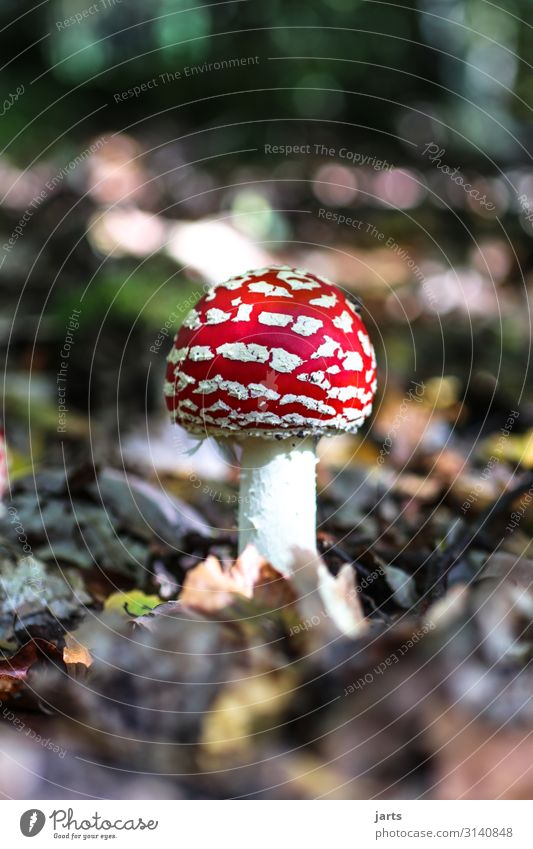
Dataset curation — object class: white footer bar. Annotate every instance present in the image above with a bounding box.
[2,800,531,848]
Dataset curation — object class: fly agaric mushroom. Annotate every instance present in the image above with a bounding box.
[164,266,377,574]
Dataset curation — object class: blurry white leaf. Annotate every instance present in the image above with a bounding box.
[384,564,418,608]
[317,562,367,638]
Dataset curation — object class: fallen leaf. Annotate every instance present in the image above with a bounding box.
[180,545,291,614]
[200,672,295,760]
[104,590,161,617]
[0,639,62,698]
[450,470,502,511]
[393,473,442,502]
[383,564,418,609]
[63,633,93,669]
[252,560,297,610]
[180,556,247,613]
[317,562,367,638]
[289,548,369,648]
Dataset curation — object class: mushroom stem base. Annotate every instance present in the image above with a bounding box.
[238,436,317,575]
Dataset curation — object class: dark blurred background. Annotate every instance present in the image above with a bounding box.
[4,0,533,803]
[1,0,533,481]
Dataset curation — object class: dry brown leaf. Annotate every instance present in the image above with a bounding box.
[63,633,93,669]
[393,472,442,502]
[180,555,243,612]
[449,471,501,510]
[180,545,291,614]
[0,639,63,698]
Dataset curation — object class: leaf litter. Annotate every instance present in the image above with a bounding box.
[2,401,533,799]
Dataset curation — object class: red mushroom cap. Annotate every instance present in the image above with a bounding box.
[164,265,377,438]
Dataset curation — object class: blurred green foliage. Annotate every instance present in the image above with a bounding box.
[1,0,532,444]
[2,0,531,161]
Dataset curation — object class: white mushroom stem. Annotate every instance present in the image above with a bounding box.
[238,436,318,575]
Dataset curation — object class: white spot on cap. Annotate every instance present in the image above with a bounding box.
[178,398,199,411]
[337,386,373,405]
[189,345,215,361]
[258,311,292,327]
[276,267,321,290]
[312,335,341,359]
[167,346,189,365]
[193,375,250,400]
[204,399,232,412]
[297,371,331,390]
[206,308,232,324]
[210,275,249,295]
[341,350,364,371]
[224,273,254,286]
[358,330,372,356]
[183,308,201,330]
[292,315,323,336]
[232,303,254,322]
[177,410,209,424]
[309,293,338,308]
[269,348,303,373]
[174,371,196,392]
[217,342,269,363]
[193,378,221,395]
[249,281,292,298]
[343,408,365,423]
[167,371,196,393]
[230,411,284,426]
[283,413,324,427]
[221,381,250,400]
[280,394,336,415]
[328,385,363,402]
[231,296,242,306]
[333,310,354,332]
[250,383,281,400]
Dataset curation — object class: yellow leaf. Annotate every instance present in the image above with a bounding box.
[104,590,161,617]
[63,633,93,668]
[482,429,533,468]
